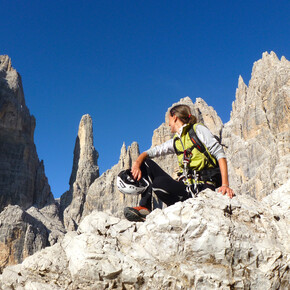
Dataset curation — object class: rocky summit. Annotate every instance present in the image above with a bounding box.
[1,185,289,289]
[0,51,289,289]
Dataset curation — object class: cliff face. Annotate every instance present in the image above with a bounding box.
[223,52,290,199]
[0,55,54,211]
[0,56,65,270]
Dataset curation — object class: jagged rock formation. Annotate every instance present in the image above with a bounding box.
[26,205,66,246]
[60,114,99,231]
[0,56,65,271]
[165,96,223,138]
[0,203,65,273]
[1,183,289,289]
[0,205,48,273]
[0,55,54,211]
[223,52,290,199]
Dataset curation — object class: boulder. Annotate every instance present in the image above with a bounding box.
[0,205,48,273]
[1,183,289,289]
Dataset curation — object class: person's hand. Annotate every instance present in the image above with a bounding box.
[218,185,235,199]
[131,161,142,181]
[131,152,148,181]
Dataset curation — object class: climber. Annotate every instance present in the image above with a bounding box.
[118,104,234,222]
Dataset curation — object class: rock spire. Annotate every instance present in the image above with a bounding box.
[60,114,99,230]
[223,51,290,199]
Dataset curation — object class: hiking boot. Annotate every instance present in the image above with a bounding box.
[124,206,150,222]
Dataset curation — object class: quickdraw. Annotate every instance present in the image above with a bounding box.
[182,150,199,198]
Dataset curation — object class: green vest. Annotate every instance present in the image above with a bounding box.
[173,123,217,173]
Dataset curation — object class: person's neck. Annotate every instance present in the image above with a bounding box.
[175,121,185,133]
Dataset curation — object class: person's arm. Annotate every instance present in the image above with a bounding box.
[131,152,148,181]
[195,125,235,198]
[217,158,235,198]
[131,139,175,181]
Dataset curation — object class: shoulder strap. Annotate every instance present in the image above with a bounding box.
[173,124,208,156]
[173,136,183,155]
[188,125,207,154]
[188,124,217,168]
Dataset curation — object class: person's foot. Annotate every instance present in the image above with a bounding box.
[124,206,150,222]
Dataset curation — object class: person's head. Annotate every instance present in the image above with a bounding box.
[168,104,196,133]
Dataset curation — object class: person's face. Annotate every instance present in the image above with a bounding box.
[168,114,177,133]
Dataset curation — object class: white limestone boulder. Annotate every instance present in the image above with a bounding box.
[1,184,289,289]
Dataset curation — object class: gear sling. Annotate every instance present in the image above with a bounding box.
[173,123,222,196]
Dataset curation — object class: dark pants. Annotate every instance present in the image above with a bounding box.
[139,159,215,210]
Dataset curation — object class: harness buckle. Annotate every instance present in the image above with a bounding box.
[183,150,192,164]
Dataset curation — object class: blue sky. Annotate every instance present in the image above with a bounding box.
[1,0,289,198]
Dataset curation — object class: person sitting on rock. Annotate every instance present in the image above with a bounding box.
[120,104,234,222]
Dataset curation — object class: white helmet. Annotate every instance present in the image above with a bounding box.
[117,169,149,195]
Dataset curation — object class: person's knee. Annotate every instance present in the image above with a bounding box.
[152,176,168,189]
[144,158,157,168]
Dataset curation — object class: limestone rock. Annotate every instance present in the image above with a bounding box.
[26,205,66,246]
[1,243,71,289]
[0,203,65,273]
[1,51,289,289]
[223,52,290,199]
[0,55,54,211]
[60,114,99,231]
[0,205,48,272]
[1,183,289,289]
